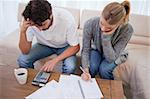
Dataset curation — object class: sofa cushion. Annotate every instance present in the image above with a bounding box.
[61,7,80,28]
[80,9,101,29]
[114,44,150,82]
[0,29,20,66]
[129,14,150,37]
[129,35,150,46]
[113,44,150,98]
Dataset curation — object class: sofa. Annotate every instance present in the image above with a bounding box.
[0,3,150,99]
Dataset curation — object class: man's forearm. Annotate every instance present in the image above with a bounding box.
[54,44,80,62]
[19,32,31,54]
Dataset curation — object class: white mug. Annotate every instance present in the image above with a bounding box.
[14,68,28,85]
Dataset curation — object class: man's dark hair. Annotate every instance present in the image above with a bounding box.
[22,0,52,26]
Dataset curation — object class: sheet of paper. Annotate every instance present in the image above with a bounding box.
[79,78,103,99]
[70,74,103,99]
[59,75,84,99]
[25,80,60,99]
[25,74,103,99]
[70,74,81,79]
[59,74,71,83]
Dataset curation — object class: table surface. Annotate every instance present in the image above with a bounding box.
[0,65,124,99]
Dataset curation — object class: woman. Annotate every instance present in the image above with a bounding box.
[81,1,133,80]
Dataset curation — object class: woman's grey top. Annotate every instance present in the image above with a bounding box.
[81,17,133,68]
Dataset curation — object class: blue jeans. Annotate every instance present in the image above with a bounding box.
[89,49,117,80]
[17,43,77,74]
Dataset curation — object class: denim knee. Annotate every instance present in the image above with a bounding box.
[63,64,76,74]
[99,68,114,80]
[17,54,34,68]
[99,60,117,80]
[62,56,76,74]
[89,64,99,78]
[89,49,102,78]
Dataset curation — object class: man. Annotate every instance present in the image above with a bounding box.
[17,0,80,74]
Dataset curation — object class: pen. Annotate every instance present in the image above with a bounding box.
[80,66,86,73]
[80,66,92,82]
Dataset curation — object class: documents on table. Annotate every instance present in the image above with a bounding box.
[25,74,103,99]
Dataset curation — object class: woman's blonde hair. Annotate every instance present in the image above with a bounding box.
[102,0,130,25]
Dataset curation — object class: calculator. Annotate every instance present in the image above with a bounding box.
[32,71,51,87]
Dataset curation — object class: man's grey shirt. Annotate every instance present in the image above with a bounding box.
[81,17,133,68]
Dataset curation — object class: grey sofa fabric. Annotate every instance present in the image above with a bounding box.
[113,44,150,99]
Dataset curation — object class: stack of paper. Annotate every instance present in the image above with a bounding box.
[25,74,103,99]
[25,80,61,99]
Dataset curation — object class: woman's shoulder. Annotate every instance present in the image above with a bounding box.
[120,23,134,34]
[84,17,100,27]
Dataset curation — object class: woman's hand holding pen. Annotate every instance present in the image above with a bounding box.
[80,67,92,81]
